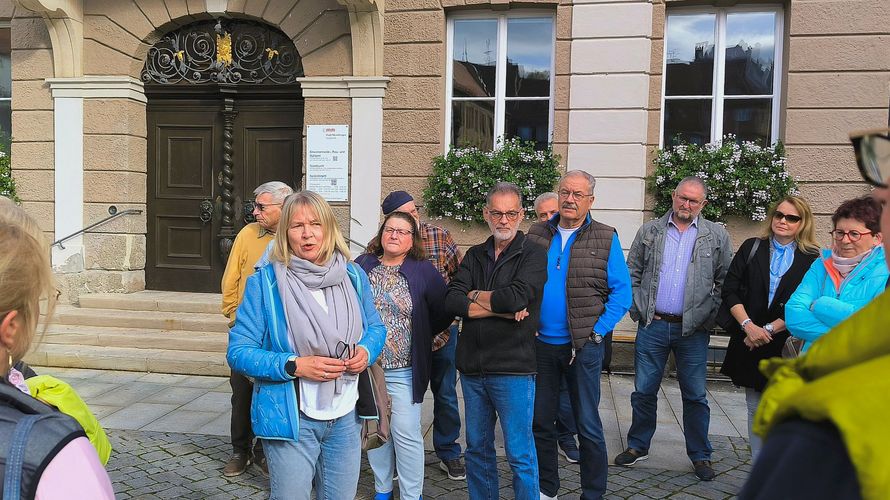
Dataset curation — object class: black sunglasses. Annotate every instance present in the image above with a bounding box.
[849,129,890,188]
[772,211,802,224]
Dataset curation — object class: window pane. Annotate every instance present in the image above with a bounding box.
[452,19,498,98]
[506,18,552,97]
[723,98,771,145]
[665,14,716,96]
[663,99,712,146]
[724,12,776,95]
[0,100,10,148]
[505,100,550,149]
[452,100,495,150]
[0,28,9,99]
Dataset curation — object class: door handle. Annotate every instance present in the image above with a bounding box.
[199,200,213,224]
[243,201,256,224]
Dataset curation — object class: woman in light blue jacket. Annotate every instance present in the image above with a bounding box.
[227,191,386,500]
[786,196,887,352]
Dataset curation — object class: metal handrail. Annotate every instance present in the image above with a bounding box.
[52,206,143,249]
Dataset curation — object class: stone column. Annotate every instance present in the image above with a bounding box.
[46,87,84,270]
[297,76,389,254]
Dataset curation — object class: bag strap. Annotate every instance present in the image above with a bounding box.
[3,413,52,500]
[746,238,761,267]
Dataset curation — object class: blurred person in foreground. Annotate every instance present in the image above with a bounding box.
[227,191,386,499]
[739,128,890,500]
[0,197,114,499]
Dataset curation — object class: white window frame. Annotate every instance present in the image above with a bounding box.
[659,5,784,147]
[445,11,556,151]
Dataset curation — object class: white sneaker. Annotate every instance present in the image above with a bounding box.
[540,492,558,500]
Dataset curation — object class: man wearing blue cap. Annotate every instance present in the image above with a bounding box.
[379,190,466,480]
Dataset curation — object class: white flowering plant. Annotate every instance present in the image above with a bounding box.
[423,137,561,224]
[0,145,17,203]
[651,136,797,222]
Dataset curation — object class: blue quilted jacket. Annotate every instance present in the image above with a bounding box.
[226,261,386,441]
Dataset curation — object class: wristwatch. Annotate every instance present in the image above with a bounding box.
[591,332,604,344]
[764,323,775,334]
[285,356,297,377]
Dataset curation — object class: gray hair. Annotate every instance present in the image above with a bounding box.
[253,181,294,203]
[486,182,523,207]
[558,170,596,195]
[675,176,709,198]
[534,192,558,212]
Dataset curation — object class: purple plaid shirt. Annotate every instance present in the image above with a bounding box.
[654,214,698,316]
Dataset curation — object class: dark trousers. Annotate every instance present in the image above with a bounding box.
[230,370,262,456]
[533,340,607,499]
[429,325,463,461]
[556,378,577,447]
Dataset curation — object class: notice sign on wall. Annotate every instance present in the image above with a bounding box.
[306,125,349,201]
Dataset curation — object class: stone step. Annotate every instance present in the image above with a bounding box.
[24,344,229,377]
[51,305,230,333]
[40,324,228,353]
[78,291,222,315]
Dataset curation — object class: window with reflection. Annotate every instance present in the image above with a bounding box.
[0,23,10,150]
[662,8,781,147]
[448,14,554,150]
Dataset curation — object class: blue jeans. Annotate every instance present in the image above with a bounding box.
[627,319,712,461]
[429,324,462,461]
[556,377,577,447]
[462,374,538,500]
[368,367,424,499]
[533,340,607,499]
[263,410,361,500]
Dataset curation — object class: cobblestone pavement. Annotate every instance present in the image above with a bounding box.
[108,429,751,499]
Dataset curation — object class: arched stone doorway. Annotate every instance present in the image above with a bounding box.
[142,19,304,292]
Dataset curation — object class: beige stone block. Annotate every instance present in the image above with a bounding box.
[19,201,54,233]
[570,74,649,109]
[553,109,569,144]
[304,98,351,124]
[11,110,54,142]
[134,0,174,29]
[382,143,441,177]
[10,17,51,49]
[645,108,659,146]
[279,0,336,38]
[83,171,147,203]
[84,15,144,65]
[227,0,248,13]
[552,143,568,169]
[84,134,148,173]
[648,75,662,109]
[555,39,571,75]
[380,175,427,205]
[788,36,890,72]
[84,233,147,271]
[785,109,889,145]
[293,11,350,56]
[301,35,352,76]
[589,209,642,246]
[0,0,14,18]
[263,0,298,24]
[186,0,213,18]
[384,76,443,110]
[11,80,52,111]
[568,109,647,143]
[84,99,148,137]
[435,218,494,248]
[650,37,663,75]
[572,3,652,38]
[651,2,664,40]
[84,203,147,233]
[591,177,645,210]
[385,11,444,44]
[165,0,192,21]
[785,146,859,182]
[567,143,648,177]
[11,169,53,202]
[440,0,465,7]
[556,5,572,40]
[385,0,441,12]
[787,72,890,109]
[104,4,157,41]
[330,204,351,238]
[83,39,142,78]
[384,43,444,77]
[571,38,650,74]
[555,74,570,110]
[724,215,763,249]
[790,0,890,36]
[81,270,146,293]
[11,142,53,170]
[798,182,871,215]
[11,49,54,80]
[383,109,441,143]
[573,0,649,3]
[243,0,270,17]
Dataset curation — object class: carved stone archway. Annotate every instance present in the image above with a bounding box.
[17,0,82,77]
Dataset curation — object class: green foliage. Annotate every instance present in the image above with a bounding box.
[0,144,17,203]
[423,138,562,224]
[650,136,797,222]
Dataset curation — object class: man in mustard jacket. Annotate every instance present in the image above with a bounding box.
[221,181,292,477]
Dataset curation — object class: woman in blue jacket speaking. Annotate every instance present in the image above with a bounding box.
[227,191,386,500]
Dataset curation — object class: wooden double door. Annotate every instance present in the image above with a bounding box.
[146,94,303,292]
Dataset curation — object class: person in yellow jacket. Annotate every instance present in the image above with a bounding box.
[740,128,890,500]
[220,181,292,478]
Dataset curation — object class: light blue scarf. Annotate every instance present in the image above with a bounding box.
[768,238,796,305]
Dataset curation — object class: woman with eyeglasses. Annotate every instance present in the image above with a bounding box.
[227,191,386,500]
[785,195,888,355]
[718,196,820,459]
[356,211,452,500]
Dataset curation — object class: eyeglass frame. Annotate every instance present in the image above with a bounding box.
[382,226,414,237]
[252,201,282,213]
[335,341,356,360]
[828,229,874,242]
[557,189,593,201]
[486,210,522,221]
[772,210,802,224]
[849,128,890,188]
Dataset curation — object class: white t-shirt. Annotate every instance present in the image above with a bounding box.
[557,225,581,252]
[298,290,359,420]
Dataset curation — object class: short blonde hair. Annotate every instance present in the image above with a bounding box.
[0,197,57,362]
[271,191,351,265]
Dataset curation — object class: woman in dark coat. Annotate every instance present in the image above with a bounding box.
[719,196,820,460]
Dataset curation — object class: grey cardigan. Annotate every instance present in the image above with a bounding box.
[627,211,733,336]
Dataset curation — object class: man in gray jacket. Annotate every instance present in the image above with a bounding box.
[614,176,732,482]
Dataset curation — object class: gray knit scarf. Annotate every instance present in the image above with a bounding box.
[274,251,363,409]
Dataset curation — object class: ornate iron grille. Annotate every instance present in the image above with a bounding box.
[141,20,303,85]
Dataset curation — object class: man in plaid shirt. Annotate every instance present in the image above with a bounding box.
[381,191,466,480]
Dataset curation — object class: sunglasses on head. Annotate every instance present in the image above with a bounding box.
[772,211,802,224]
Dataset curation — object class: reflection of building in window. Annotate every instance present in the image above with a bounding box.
[0,22,10,149]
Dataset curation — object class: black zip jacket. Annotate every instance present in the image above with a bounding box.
[445,231,547,375]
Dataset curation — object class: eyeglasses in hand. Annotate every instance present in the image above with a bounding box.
[336,341,356,360]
